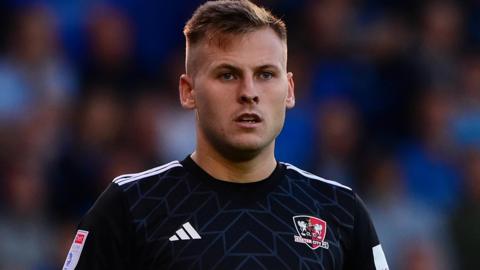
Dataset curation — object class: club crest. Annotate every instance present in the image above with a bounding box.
[293,215,329,250]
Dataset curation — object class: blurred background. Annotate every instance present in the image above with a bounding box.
[0,0,479,269]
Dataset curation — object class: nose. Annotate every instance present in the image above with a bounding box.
[240,95,259,104]
[238,77,259,104]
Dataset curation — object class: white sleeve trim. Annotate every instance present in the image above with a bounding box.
[282,162,352,190]
[112,160,182,186]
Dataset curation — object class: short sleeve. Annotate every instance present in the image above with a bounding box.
[63,183,133,270]
[344,193,389,270]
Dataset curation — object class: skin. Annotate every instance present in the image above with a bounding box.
[179,27,295,183]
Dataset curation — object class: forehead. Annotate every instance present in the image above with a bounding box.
[189,28,287,71]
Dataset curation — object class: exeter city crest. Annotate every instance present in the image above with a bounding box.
[293,215,329,250]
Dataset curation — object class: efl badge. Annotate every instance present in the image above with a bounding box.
[293,215,329,250]
[63,230,89,270]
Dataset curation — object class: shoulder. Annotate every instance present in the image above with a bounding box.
[281,162,352,191]
[112,160,185,187]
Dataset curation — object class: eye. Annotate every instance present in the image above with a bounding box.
[220,73,236,81]
[259,71,274,80]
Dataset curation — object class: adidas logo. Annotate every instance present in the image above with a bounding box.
[169,222,201,241]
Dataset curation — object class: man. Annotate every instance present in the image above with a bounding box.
[64,1,389,269]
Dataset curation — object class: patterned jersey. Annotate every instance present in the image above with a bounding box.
[63,156,389,270]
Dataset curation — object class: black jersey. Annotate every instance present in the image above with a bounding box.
[63,156,388,270]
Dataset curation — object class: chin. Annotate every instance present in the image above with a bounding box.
[203,129,275,159]
[223,138,272,158]
[229,136,266,150]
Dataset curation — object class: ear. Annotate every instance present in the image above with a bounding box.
[286,72,295,109]
[179,74,196,109]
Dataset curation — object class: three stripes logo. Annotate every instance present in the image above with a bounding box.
[169,222,201,242]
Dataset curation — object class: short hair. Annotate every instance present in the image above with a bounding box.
[183,0,287,47]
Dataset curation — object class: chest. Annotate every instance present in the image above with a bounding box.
[128,190,352,270]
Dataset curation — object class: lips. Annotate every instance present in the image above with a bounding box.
[235,113,262,124]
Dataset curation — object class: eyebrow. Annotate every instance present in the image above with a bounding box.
[255,64,281,72]
[212,63,281,73]
[212,63,242,73]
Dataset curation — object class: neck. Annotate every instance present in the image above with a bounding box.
[191,144,277,183]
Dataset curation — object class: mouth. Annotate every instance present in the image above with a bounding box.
[234,113,262,124]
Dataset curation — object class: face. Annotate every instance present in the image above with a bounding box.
[179,28,295,160]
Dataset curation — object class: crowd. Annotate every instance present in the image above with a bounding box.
[0,0,479,269]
